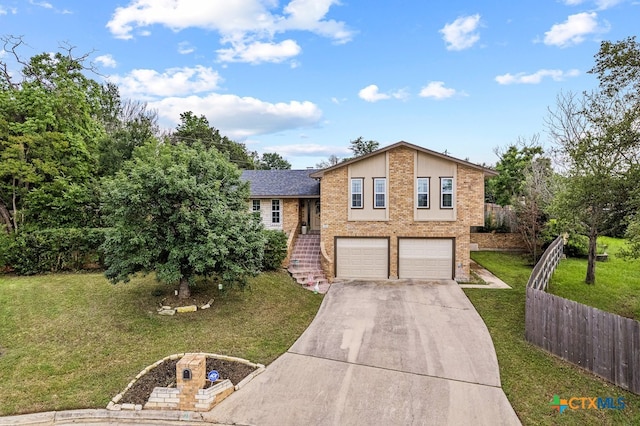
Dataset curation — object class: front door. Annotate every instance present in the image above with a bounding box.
[309,199,321,232]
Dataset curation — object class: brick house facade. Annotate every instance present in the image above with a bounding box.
[310,141,496,282]
[242,142,495,282]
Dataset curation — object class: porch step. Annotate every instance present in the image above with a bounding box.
[287,234,328,294]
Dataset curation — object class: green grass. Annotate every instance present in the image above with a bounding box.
[0,271,322,416]
[467,251,640,425]
[549,236,640,320]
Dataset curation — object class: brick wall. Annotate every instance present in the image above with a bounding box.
[320,146,486,281]
[282,199,301,266]
[470,232,527,251]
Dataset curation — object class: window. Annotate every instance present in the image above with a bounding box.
[441,178,453,208]
[373,178,386,208]
[417,178,429,208]
[351,178,363,208]
[252,200,261,212]
[271,199,281,223]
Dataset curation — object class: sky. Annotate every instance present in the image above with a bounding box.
[1,0,639,168]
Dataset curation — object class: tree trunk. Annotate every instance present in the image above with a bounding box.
[178,276,191,299]
[586,227,597,285]
[0,200,13,233]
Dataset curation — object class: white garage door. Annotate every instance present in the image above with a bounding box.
[336,238,388,279]
[399,238,453,279]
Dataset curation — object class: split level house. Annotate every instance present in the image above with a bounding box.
[241,141,497,284]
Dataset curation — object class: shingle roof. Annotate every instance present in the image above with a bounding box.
[241,169,320,198]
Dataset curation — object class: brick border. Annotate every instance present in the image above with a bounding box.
[107,353,265,411]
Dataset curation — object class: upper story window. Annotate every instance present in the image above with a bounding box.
[417,178,429,208]
[351,178,363,208]
[271,199,281,223]
[440,178,453,209]
[252,200,261,212]
[373,178,386,208]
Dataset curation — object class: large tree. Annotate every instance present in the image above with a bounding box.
[512,156,554,264]
[257,152,291,170]
[101,141,265,298]
[0,37,109,232]
[548,88,639,284]
[486,136,544,207]
[96,83,159,177]
[171,111,256,169]
[349,136,379,157]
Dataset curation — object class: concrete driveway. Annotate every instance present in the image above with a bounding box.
[207,280,520,425]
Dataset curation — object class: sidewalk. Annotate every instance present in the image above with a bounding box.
[458,261,512,289]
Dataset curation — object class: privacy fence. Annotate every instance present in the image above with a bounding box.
[525,236,640,395]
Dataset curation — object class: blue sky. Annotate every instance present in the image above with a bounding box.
[1,0,638,168]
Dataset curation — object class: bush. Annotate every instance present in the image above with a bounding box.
[261,230,287,271]
[0,229,12,270]
[3,228,107,275]
[565,233,589,258]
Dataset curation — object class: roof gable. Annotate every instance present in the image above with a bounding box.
[241,169,320,198]
[310,141,497,177]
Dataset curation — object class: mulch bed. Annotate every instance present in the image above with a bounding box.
[120,358,257,405]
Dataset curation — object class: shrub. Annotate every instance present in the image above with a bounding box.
[0,228,13,270]
[565,233,589,258]
[262,229,287,271]
[4,228,107,275]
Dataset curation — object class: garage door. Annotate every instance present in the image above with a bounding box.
[398,238,453,279]
[336,238,388,279]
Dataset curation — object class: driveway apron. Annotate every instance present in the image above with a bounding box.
[207,280,520,425]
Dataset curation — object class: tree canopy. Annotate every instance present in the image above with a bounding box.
[0,37,110,232]
[101,141,265,298]
[547,37,640,284]
[171,111,257,169]
[257,152,291,170]
[349,136,379,157]
[486,137,544,207]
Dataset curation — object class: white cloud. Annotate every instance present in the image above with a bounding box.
[0,6,17,15]
[440,14,481,51]
[95,54,117,68]
[419,81,457,99]
[358,84,407,102]
[109,65,223,99]
[543,12,608,47]
[106,0,352,63]
[29,0,52,9]
[562,0,624,9]
[177,42,195,54]
[358,85,389,102]
[149,93,323,139]
[217,39,301,64]
[262,143,349,157]
[495,69,580,84]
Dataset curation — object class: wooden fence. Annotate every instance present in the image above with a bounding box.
[525,236,640,395]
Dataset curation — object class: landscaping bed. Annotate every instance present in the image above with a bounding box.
[119,358,257,405]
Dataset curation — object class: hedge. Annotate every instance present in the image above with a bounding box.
[0,228,107,275]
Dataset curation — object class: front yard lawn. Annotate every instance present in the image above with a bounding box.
[468,251,640,426]
[0,271,322,416]
[549,236,640,320]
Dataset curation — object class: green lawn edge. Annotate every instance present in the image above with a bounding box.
[0,271,322,416]
[467,250,640,425]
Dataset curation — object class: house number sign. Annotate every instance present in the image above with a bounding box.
[207,370,219,382]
